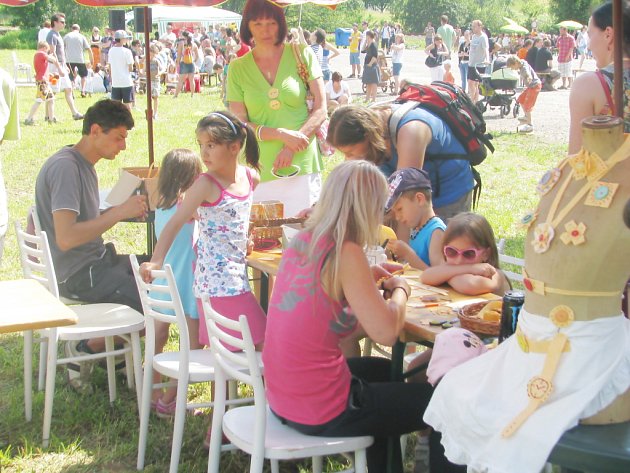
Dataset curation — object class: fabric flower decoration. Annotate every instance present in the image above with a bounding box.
[520,211,538,230]
[549,305,574,328]
[532,222,554,253]
[560,220,586,246]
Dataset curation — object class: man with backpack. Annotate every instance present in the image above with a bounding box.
[327,81,493,220]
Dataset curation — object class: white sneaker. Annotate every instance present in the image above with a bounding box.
[517,124,534,133]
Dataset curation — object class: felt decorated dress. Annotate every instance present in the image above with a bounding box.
[424,121,630,473]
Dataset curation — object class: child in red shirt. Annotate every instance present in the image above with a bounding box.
[443,60,455,84]
[24,41,61,125]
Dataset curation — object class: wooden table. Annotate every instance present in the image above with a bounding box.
[0,279,77,334]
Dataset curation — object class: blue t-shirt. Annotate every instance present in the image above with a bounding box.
[379,107,475,208]
[409,216,446,266]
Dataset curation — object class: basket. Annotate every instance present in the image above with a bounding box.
[458,301,500,336]
[250,226,283,251]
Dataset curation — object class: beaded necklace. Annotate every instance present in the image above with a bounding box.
[410,215,437,241]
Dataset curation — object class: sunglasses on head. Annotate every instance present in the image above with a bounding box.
[443,246,485,260]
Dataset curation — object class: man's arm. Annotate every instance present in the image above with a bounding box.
[53,194,147,251]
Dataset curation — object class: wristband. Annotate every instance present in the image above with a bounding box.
[255,125,264,142]
[392,286,410,299]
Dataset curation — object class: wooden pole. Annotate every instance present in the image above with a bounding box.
[613,0,623,119]
[144,6,155,166]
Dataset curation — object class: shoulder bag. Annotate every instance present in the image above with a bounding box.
[290,43,335,157]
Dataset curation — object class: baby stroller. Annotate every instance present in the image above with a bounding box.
[476,57,520,118]
[362,50,396,95]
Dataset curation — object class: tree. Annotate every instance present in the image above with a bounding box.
[364,0,389,13]
[6,0,108,30]
[390,0,472,34]
[549,0,599,25]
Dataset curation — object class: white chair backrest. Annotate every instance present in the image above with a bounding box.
[11,51,18,66]
[497,238,524,284]
[30,205,43,234]
[204,296,264,397]
[14,221,60,298]
[129,254,191,355]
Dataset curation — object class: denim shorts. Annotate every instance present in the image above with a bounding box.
[392,62,403,76]
[322,69,331,81]
[349,52,360,65]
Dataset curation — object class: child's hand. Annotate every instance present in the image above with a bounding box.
[139,261,161,283]
[371,264,392,283]
[470,263,497,279]
[386,239,412,261]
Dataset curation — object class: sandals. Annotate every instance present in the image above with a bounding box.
[155,397,177,419]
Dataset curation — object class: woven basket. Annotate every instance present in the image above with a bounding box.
[458,301,500,336]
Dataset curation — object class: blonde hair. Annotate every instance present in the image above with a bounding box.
[305,160,387,301]
[443,212,500,268]
[506,55,521,68]
[157,149,202,210]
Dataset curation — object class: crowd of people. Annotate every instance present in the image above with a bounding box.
[7,0,630,471]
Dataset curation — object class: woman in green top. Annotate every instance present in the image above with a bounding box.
[227,0,326,217]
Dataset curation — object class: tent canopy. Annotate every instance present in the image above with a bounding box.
[125,5,241,36]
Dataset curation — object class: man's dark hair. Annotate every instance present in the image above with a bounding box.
[51,12,65,26]
[82,99,134,135]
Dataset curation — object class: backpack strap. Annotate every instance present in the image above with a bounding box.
[388,101,419,150]
[595,69,616,115]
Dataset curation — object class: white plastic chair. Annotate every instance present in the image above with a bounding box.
[497,238,525,284]
[12,51,33,83]
[205,296,373,473]
[130,256,250,473]
[15,222,144,447]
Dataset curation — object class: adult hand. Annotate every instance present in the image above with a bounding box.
[139,261,160,283]
[295,206,314,219]
[470,263,497,279]
[118,194,148,221]
[279,129,309,153]
[273,147,295,173]
[381,275,410,300]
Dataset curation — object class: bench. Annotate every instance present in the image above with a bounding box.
[199,72,219,87]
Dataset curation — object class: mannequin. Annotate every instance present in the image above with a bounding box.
[423,116,630,472]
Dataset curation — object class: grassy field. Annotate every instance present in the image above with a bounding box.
[0,48,566,472]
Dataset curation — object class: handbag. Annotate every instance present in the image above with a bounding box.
[290,43,335,157]
[425,55,439,68]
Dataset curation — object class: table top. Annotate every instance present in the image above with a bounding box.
[247,252,499,344]
[0,279,78,334]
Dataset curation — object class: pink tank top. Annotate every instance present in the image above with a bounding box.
[262,232,358,425]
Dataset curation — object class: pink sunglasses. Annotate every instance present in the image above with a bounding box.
[443,246,485,260]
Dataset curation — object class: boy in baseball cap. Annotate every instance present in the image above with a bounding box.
[385,167,446,269]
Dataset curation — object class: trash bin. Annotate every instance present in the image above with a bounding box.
[335,27,352,47]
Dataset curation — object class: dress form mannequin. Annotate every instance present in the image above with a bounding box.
[523,115,630,423]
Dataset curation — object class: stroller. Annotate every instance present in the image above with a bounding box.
[476,57,520,118]
[362,50,396,95]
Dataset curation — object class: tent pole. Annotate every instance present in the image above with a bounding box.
[613,0,623,119]
[144,6,155,166]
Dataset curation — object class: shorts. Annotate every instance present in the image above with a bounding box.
[322,69,331,82]
[362,64,380,85]
[467,65,486,82]
[36,80,54,102]
[435,191,472,222]
[197,292,266,348]
[392,62,403,76]
[381,38,389,49]
[558,61,572,77]
[179,61,195,74]
[111,86,134,103]
[151,80,161,98]
[349,52,360,65]
[517,83,542,112]
[68,63,88,80]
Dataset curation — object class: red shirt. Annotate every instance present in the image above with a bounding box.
[34,51,50,81]
[236,42,251,58]
[557,34,576,63]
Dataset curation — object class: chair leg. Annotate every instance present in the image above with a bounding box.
[38,337,47,391]
[312,456,323,473]
[208,375,227,473]
[136,352,154,470]
[270,459,280,473]
[124,339,134,390]
[169,379,189,473]
[131,332,143,414]
[42,328,59,447]
[24,330,33,421]
[354,449,368,473]
[105,336,117,403]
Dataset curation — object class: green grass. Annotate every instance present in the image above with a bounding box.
[0,47,566,472]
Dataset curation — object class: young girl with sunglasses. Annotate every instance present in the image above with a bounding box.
[421,212,510,296]
[140,111,267,350]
